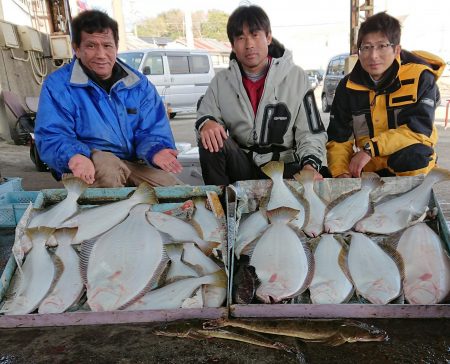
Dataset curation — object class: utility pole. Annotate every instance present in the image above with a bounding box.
[112,0,127,51]
[184,8,194,49]
[350,0,374,54]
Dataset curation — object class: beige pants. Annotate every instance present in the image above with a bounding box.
[90,150,183,188]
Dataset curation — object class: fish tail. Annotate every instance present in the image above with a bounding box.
[293,169,315,185]
[202,270,227,288]
[266,207,299,224]
[26,226,55,241]
[54,228,78,245]
[428,166,450,183]
[130,182,158,204]
[361,172,383,190]
[62,176,88,197]
[261,161,284,179]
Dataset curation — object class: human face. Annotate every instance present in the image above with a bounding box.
[232,24,272,74]
[74,29,117,80]
[358,31,401,80]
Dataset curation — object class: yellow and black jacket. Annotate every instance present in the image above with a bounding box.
[326,50,445,177]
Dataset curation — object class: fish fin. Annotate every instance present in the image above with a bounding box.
[378,241,406,285]
[391,292,405,304]
[190,219,205,240]
[62,176,88,197]
[307,235,322,253]
[46,250,65,294]
[266,207,299,224]
[54,227,78,245]
[207,270,228,289]
[79,238,97,285]
[203,317,229,329]
[164,200,195,220]
[130,182,158,204]
[261,161,284,179]
[325,334,347,347]
[206,191,225,219]
[119,249,171,309]
[293,290,311,304]
[289,240,315,298]
[337,238,354,284]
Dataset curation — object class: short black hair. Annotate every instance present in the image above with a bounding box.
[71,10,119,48]
[357,12,401,49]
[227,5,271,45]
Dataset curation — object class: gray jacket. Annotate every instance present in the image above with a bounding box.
[196,46,327,168]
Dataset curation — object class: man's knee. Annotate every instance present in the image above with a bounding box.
[387,144,434,174]
[91,150,130,187]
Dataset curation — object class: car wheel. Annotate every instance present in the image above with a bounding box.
[322,94,331,113]
[169,112,177,119]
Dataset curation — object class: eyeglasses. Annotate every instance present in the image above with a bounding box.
[358,43,395,55]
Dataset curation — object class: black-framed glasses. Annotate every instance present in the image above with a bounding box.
[358,43,395,55]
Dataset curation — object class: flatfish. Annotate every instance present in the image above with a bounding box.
[396,223,450,304]
[309,234,353,304]
[165,244,199,283]
[343,232,403,304]
[1,227,57,315]
[355,167,450,234]
[83,204,168,311]
[232,255,260,304]
[294,170,326,237]
[38,228,84,314]
[192,194,225,246]
[261,161,307,229]
[234,210,269,258]
[324,173,381,233]
[28,176,87,228]
[64,182,157,244]
[146,211,218,255]
[250,207,314,303]
[125,270,227,310]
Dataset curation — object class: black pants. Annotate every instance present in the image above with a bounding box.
[198,138,304,185]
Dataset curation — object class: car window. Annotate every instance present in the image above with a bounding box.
[142,55,164,75]
[331,59,340,75]
[118,52,144,70]
[189,55,210,73]
[168,55,190,74]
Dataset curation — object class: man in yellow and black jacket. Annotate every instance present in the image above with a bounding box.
[327,12,446,178]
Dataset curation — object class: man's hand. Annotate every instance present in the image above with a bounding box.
[348,150,371,178]
[68,154,96,184]
[152,148,182,173]
[200,120,228,152]
[301,164,324,181]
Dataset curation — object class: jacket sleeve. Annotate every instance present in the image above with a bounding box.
[35,79,92,175]
[294,73,327,169]
[370,70,439,157]
[134,80,176,165]
[195,76,227,137]
[326,77,356,177]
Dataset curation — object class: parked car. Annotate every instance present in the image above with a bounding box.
[321,53,349,112]
[118,49,215,119]
[308,74,318,89]
[306,69,324,83]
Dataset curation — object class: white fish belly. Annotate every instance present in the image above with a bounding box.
[310,235,353,304]
[397,223,450,304]
[87,216,164,311]
[39,245,84,314]
[324,189,370,233]
[251,223,308,303]
[348,233,401,304]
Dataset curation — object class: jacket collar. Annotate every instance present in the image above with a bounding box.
[69,58,141,89]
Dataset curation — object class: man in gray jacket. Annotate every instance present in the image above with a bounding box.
[196,5,327,185]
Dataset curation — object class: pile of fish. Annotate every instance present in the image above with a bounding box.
[0,177,228,315]
[233,161,450,306]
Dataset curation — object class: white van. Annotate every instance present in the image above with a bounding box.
[118,49,215,118]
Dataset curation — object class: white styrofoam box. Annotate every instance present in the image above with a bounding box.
[177,147,204,186]
[175,142,192,153]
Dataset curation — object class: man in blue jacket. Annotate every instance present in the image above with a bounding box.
[35,10,182,187]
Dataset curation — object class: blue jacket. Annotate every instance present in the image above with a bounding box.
[35,58,175,176]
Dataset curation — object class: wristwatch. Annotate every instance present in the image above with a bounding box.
[363,142,372,156]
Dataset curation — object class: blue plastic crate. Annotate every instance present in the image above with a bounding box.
[0,178,23,196]
[0,191,39,228]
